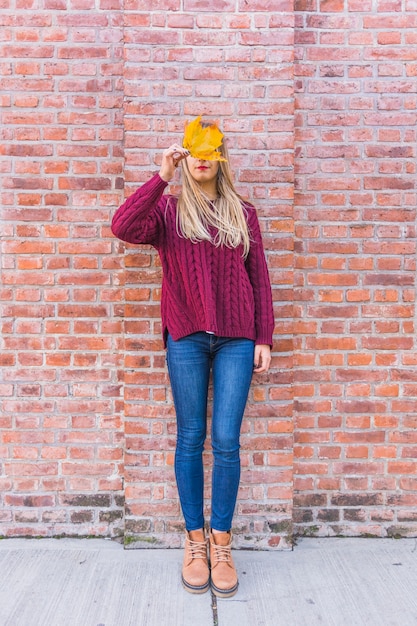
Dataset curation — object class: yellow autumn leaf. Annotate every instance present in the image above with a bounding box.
[183,116,227,162]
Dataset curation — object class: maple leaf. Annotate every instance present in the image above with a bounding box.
[183,116,227,162]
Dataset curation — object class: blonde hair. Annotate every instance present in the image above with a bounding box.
[176,134,251,257]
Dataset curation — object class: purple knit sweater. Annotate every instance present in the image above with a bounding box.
[111,173,274,347]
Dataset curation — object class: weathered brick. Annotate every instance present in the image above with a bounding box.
[2,0,416,545]
[294,0,417,539]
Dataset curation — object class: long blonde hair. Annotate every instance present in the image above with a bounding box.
[176,134,251,257]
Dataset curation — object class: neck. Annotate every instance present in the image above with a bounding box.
[198,181,218,200]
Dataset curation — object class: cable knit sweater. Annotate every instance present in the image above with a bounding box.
[111,173,274,347]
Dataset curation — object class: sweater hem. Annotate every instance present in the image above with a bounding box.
[163,324,258,348]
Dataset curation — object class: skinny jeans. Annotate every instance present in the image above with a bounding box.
[166,332,254,532]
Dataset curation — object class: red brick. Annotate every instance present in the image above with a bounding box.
[294,0,417,528]
[2,0,417,544]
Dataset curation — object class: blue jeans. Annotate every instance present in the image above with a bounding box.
[166,332,255,532]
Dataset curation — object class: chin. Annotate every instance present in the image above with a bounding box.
[193,173,214,183]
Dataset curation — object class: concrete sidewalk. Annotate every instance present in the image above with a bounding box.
[0,537,416,626]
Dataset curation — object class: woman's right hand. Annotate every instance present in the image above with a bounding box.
[159,144,190,182]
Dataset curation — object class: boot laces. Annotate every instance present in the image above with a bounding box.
[212,543,232,563]
[188,539,207,559]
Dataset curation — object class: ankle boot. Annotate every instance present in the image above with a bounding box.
[209,530,238,598]
[182,530,210,594]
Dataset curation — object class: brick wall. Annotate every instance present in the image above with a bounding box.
[0,1,295,547]
[294,0,417,537]
[121,1,294,549]
[0,3,126,536]
[1,0,416,545]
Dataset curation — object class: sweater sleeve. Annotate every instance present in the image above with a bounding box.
[111,173,169,247]
[245,205,275,348]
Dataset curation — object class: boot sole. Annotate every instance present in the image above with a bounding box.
[181,575,210,594]
[211,581,239,598]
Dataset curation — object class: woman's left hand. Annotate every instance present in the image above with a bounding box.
[253,344,271,374]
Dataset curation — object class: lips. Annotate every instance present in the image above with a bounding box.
[197,166,209,170]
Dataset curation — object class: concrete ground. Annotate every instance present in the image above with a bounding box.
[0,537,416,626]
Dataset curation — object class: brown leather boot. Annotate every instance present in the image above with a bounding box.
[182,530,210,594]
[209,530,239,598]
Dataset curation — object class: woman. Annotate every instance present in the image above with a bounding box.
[111,119,274,599]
